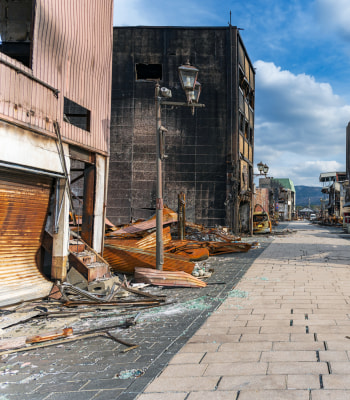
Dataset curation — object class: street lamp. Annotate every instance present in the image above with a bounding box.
[155,63,204,270]
[256,161,269,177]
[178,62,199,100]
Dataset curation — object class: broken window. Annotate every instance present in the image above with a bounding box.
[136,63,162,81]
[248,88,255,109]
[244,120,249,139]
[239,89,244,112]
[239,67,249,98]
[249,126,253,144]
[64,98,91,132]
[0,0,34,67]
[239,112,244,134]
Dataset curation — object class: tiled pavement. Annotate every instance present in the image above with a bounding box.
[0,224,273,400]
[138,221,350,400]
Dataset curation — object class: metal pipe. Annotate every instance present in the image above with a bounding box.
[155,84,164,270]
[160,101,205,108]
[0,161,65,178]
[178,192,186,240]
[0,58,59,97]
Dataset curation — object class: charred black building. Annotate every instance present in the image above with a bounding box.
[108,26,255,233]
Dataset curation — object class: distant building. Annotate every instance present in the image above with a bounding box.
[320,172,346,217]
[258,177,296,221]
[253,187,270,215]
[0,0,113,305]
[344,123,350,230]
[108,26,255,234]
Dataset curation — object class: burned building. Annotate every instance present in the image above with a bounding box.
[0,0,113,305]
[320,172,347,218]
[258,177,296,221]
[108,26,255,234]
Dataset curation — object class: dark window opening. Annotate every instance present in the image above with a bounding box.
[239,112,244,133]
[249,126,254,144]
[244,120,249,139]
[70,158,96,247]
[253,213,269,223]
[0,0,34,67]
[249,165,253,189]
[249,89,255,109]
[64,98,91,132]
[239,67,249,97]
[136,63,162,81]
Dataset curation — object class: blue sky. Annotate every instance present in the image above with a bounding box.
[114,0,350,186]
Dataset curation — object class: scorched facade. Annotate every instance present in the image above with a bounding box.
[108,26,255,234]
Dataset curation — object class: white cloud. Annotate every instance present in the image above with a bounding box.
[254,60,349,186]
[316,0,350,39]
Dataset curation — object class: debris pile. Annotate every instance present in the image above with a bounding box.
[104,207,252,276]
[0,207,256,356]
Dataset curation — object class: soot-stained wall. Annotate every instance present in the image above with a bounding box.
[108,26,253,230]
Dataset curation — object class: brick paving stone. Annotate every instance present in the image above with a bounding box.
[237,389,310,399]
[218,374,287,390]
[328,361,350,374]
[227,326,260,334]
[287,374,320,389]
[261,350,317,362]
[144,376,219,392]
[186,391,238,400]
[260,326,307,334]
[240,333,290,342]
[311,390,350,399]
[179,343,220,353]
[218,342,273,352]
[202,351,261,363]
[168,352,205,365]
[137,393,188,400]
[192,326,229,335]
[187,333,241,343]
[273,341,325,351]
[319,351,349,362]
[322,374,350,389]
[267,361,328,375]
[290,333,318,342]
[203,362,268,376]
[326,341,350,350]
[159,363,208,377]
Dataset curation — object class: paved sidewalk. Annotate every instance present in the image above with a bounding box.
[138,221,350,400]
[0,226,272,400]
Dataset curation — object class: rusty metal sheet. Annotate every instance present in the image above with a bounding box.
[106,208,178,236]
[32,0,113,154]
[0,170,53,306]
[134,267,206,288]
[103,244,194,275]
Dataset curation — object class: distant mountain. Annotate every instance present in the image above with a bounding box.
[295,185,323,207]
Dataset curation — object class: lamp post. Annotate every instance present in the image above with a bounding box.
[256,161,269,177]
[155,63,205,270]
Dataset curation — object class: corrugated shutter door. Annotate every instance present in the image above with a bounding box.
[0,170,53,306]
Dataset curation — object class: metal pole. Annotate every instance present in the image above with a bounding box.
[155,84,164,270]
[178,192,186,240]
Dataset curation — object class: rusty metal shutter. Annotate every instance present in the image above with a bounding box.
[0,170,53,306]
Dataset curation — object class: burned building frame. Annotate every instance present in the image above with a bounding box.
[108,26,255,234]
[0,0,113,306]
